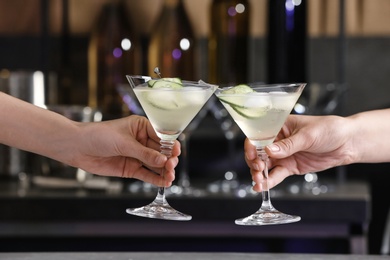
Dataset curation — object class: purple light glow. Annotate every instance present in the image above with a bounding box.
[228,6,236,16]
[172,49,182,60]
[122,94,144,115]
[113,47,122,58]
[285,0,295,32]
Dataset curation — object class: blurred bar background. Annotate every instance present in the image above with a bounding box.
[0,0,389,255]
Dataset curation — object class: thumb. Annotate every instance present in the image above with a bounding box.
[265,134,308,159]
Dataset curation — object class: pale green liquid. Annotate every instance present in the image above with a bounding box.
[217,92,300,147]
[134,86,214,140]
[233,108,291,147]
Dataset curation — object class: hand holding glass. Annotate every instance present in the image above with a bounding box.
[126,75,217,221]
[215,83,306,225]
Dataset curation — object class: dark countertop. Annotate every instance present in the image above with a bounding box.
[0,252,388,260]
[0,179,370,223]
[0,179,371,253]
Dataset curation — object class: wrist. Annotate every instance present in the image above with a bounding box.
[341,115,361,164]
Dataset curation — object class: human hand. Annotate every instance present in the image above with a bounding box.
[245,114,354,192]
[69,115,180,187]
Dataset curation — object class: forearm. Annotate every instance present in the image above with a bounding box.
[0,92,80,164]
[348,108,390,163]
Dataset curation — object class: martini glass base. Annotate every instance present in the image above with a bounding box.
[126,201,192,221]
[235,209,301,226]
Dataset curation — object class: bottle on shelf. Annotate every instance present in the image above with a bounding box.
[88,0,140,120]
[208,0,250,85]
[266,0,307,84]
[148,0,196,80]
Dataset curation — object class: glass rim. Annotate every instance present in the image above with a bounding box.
[126,75,218,90]
[216,82,306,94]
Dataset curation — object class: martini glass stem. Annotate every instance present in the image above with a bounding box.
[155,139,175,205]
[257,147,275,211]
[160,139,174,158]
[155,186,167,205]
[235,146,300,225]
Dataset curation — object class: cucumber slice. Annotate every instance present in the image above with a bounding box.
[218,84,254,107]
[218,96,245,107]
[146,91,183,110]
[218,96,268,119]
[146,78,184,110]
[232,106,267,119]
[221,84,253,94]
[148,78,183,89]
[219,84,269,119]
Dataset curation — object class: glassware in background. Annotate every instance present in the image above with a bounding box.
[294,83,346,116]
[208,0,250,85]
[168,100,211,197]
[88,0,140,120]
[148,0,195,80]
[125,75,216,221]
[207,96,241,194]
[215,82,306,225]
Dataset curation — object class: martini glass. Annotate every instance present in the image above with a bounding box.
[126,75,217,220]
[215,82,306,225]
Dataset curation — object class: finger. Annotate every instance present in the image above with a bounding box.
[246,155,264,173]
[252,165,291,192]
[126,139,168,168]
[146,139,181,159]
[161,168,175,186]
[251,169,262,192]
[244,138,257,161]
[142,156,178,186]
[265,132,311,159]
[247,157,263,173]
[166,156,179,171]
[129,166,174,187]
[146,138,161,151]
[146,156,179,174]
[172,140,181,157]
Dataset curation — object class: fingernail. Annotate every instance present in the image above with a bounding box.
[252,163,260,171]
[268,144,280,152]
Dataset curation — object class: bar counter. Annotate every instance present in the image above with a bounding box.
[0,178,370,253]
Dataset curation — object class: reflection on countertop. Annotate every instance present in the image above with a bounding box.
[0,176,370,222]
[0,176,371,254]
[0,252,388,260]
